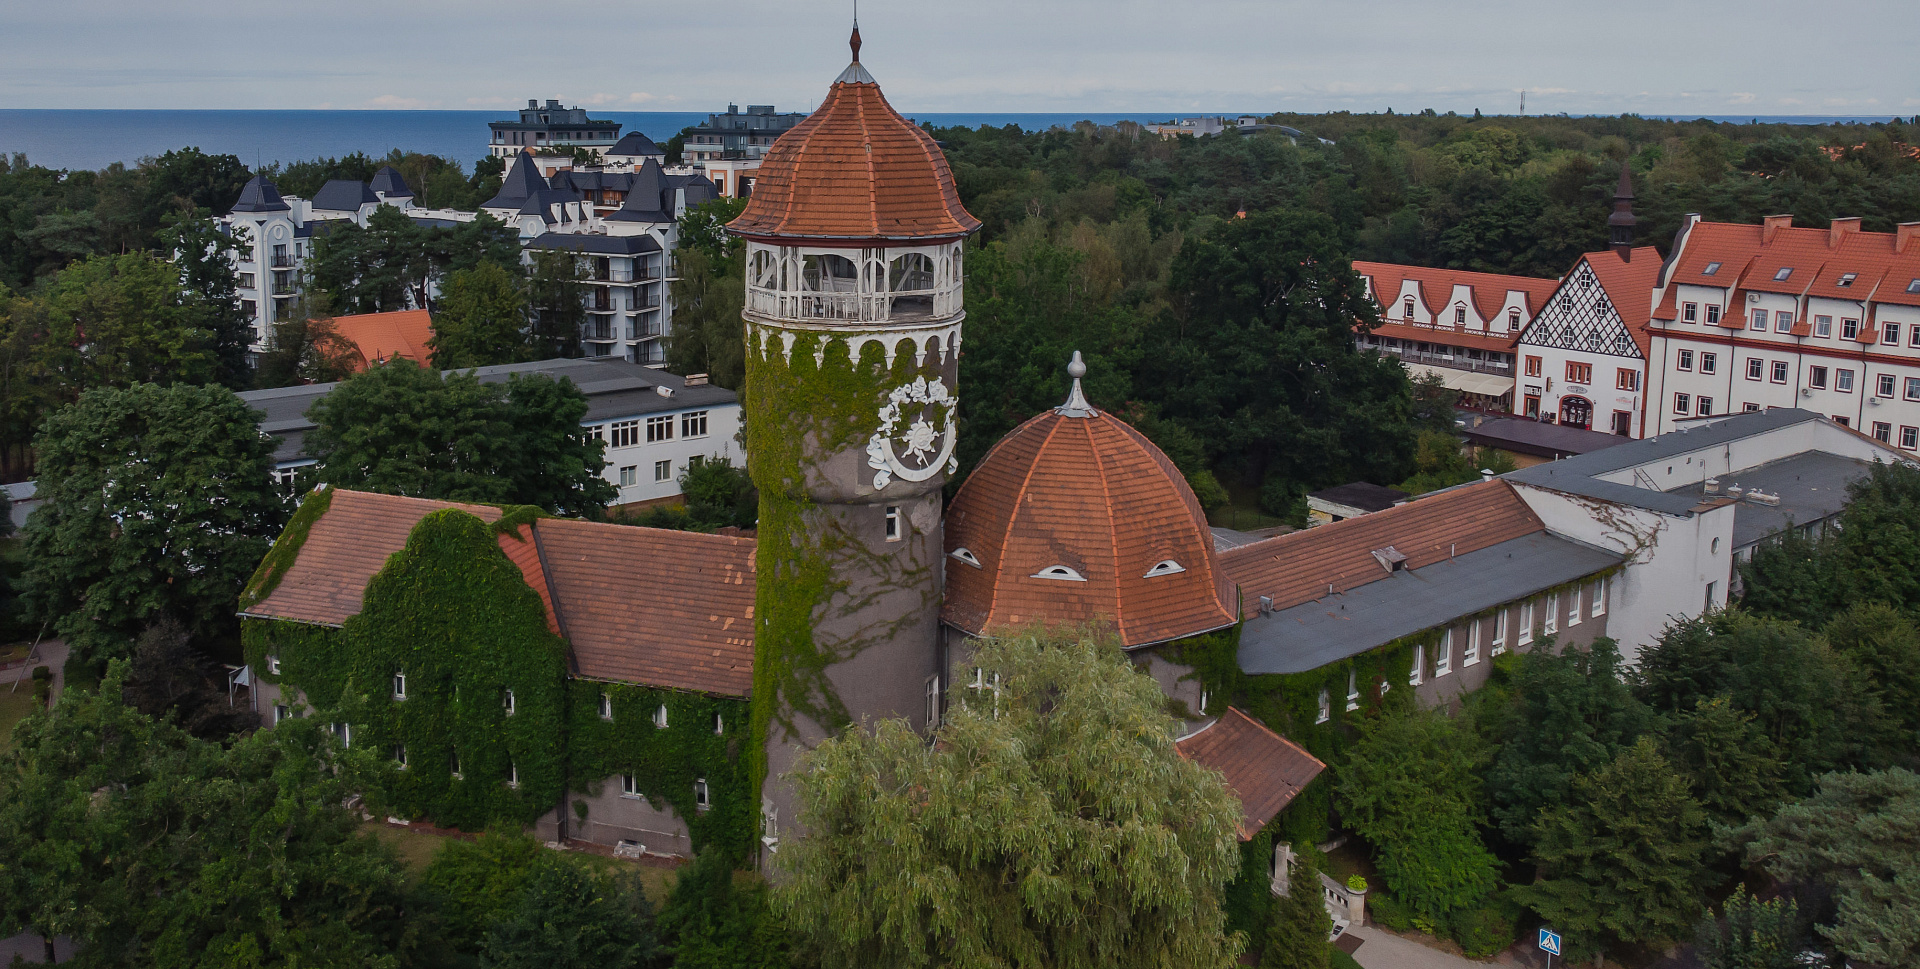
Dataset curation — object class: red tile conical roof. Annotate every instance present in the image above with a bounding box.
[727,48,980,242]
[942,398,1237,648]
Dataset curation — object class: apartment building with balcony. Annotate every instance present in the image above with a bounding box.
[1644,215,1920,451]
[1353,262,1560,412]
[682,103,806,163]
[488,99,622,161]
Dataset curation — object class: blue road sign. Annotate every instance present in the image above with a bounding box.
[1538,927,1562,956]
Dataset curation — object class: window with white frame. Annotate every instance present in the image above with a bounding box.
[600,693,613,720]
[1701,352,1717,374]
[884,506,901,541]
[1879,374,1898,398]
[654,459,672,481]
[1776,310,1794,333]
[1519,600,1535,645]
[1492,610,1508,655]
[394,745,408,769]
[1435,630,1452,677]
[1465,619,1481,666]
[621,774,639,797]
[1677,350,1694,371]
[508,762,519,788]
[1684,302,1698,322]
[1815,315,1833,337]
[714,712,725,734]
[1750,308,1767,331]
[1905,377,1920,402]
[1746,358,1764,381]
[267,654,281,675]
[645,415,674,442]
[619,465,637,487]
[1409,644,1424,686]
[1544,593,1559,634]
[610,419,640,448]
[653,704,669,728]
[332,722,352,747]
[681,411,709,438]
[1674,393,1691,415]
[925,674,942,728]
[1810,366,1828,389]
[694,778,711,810]
[1345,670,1360,711]
[1873,421,1892,444]
[392,671,406,700]
[1591,576,1608,616]
[1199,690,1210,715]
[1568,585,1583,626]
[1903,426,1919,451]
[1317,688,1331,724]
[274,704,290,724]
[1698,397,1714,417]
[1837,369,1855,392]
[504,689,516,715]
[1772,361,1790,384]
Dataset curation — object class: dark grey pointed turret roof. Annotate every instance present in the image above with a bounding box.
[606,158,671,223]
[312,179,380,212]
[608,131,663,157]
[230,174,290,213]
[483,156,551,209]
[370,166,414,199]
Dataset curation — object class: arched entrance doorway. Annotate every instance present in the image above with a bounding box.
[1560,396,1593,430]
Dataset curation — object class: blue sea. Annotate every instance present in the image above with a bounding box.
[0,109,1904,173]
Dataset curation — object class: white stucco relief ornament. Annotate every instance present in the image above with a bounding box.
[866,375,959,490]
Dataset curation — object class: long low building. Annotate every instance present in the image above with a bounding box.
[239,357,742,508]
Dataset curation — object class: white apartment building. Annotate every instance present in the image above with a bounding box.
[240,358,743,508]
[1644,215,1920,451]
[1513,247,1662,436]
[1353,262,1560,411]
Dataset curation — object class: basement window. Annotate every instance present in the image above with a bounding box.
[884,506,901,541]
[1032,565,1087,581]
[1143,559,1186,578]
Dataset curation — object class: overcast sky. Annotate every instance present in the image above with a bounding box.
[3,0,1913,117]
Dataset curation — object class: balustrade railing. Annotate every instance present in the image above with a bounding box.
[744,286,960,324]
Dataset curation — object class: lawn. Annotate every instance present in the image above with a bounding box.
[360,821,679,900]
[0,684,41,754]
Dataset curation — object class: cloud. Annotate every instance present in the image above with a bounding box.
[366,94,439,109]
[1728,92,1757,104]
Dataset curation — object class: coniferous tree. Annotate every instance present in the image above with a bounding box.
[158,210,254,389]
[1833,461,1920,611]
[1694,888,1804,969]
[1658,696,1790,826]
[1822,602,1920,768]
[480,860,655,969]
[1514,738,1712,958]
[1260,849,1332,969]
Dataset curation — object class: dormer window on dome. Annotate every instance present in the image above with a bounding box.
[1032,565,1087,582]
[1143,559,1187,578]
[949,547,982,569]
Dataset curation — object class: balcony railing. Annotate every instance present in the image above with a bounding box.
[1371,342,1514,376]
[271,255,293,269]
[271,282,298,297]
[744,286,959,325]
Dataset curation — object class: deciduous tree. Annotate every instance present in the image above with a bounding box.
[778,631,1246,969]
[431,261,531,369]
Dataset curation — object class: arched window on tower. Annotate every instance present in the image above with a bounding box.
[802,254,858,293]
[751,249,777,290]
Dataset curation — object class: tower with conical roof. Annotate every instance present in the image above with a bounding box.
[728,23,980,850]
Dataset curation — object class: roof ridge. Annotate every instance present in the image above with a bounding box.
[983,415,1063,631]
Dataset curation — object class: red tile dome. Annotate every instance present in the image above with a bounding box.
[727,32,981,243]
[942,375,1238,648]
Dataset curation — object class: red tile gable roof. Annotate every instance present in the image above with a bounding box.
[1354,261,1560,324]
[944,408,1238,648]
[1664,220,1920,310]
[1176,707,1326,841]
[728,76,980,241]
[1220,480,1544,611]
[327,309,435,372]
[533,518,755,697]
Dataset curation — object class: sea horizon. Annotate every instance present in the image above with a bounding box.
[0,108,1905,173]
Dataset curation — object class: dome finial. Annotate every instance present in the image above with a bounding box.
[850,0,862,63]
[1056,351,1097,418]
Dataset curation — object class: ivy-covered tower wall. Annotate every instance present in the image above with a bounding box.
[739,239,967,846]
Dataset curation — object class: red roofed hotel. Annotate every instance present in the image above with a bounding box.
[1644,215,1920,448]
[1353,262,1559,412]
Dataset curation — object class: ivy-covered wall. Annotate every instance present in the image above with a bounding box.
[243,504,755,854]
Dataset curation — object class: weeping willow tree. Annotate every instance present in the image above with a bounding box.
[776,630,1247,969]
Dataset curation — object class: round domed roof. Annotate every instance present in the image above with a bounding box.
[942,378,1237,648]
[727,30,981,243]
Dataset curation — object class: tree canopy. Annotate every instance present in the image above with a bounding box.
[777,631,1246,969]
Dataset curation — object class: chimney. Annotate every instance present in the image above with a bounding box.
[527,99,537,109]
[1762,214,1793,244]
[1830,217,1862,249]
[1899,222,1920,254]
[1608,159,1637,260]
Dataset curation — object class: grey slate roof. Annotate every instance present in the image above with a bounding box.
[483,158,551,209]
[1504,408,1833,514]
[370,166,414,198]
[527,233,662,255]
[231,175,291,213]
[608,132,663,157]
[238,358,738,465]
[1307,482,1408,513]
[1461,416,1630,460]
[1238,531,1624,674]
[1662,450,1870,549]
[311,179,380,212]
[606,159,670,223]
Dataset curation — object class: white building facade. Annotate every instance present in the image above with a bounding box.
[1353,262,1560,411]
[1514,248,1661,435]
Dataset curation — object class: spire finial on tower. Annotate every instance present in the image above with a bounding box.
[850,1,862,63]
[1608,157,1637,261]
[1056,351,1097,418]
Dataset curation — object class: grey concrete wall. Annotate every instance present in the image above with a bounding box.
[567,775,695,856]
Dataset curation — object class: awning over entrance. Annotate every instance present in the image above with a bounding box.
[1403,363,1516,399]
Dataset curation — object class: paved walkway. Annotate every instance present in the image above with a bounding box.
[0,639,67,702]
[1348,925,1493,969]
[0,932,73,963]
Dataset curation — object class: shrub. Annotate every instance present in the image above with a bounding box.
[1347,875,1367,892]
[1448,901,1517,958]
[30,665,49,681]
[1368,892,1412,932]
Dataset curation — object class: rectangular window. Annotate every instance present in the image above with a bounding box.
[1701,352,1717,374]
[1885,322,1902,346]
[1345,670,1360,711]
[1677,349,1694,371]
[681,411,709,438]
[1464,619,1481,666]
[714,712,725,734]
[619,465,637,487]
[1568,585,1583,626]
[1436,629,1453,677]
[585,424,605,442]
[504,689,515,715]
[653,704,669,729]
[1839,273,1858,287]
[267,654,281,675]
[1674,393,1691,414]
[621,774,639,797]
[1455,306,1467,325]
[508,762,519,789]
[695,778,711,810]
[884,506,902,541]
[1873,421,1893,444]
[1316,688,1331,724]
[392,671,406,700]
[600,693,613,720]
[1815,315,1833,338]
[1706,304,1721,325]
[926,675,942,728]
[1519,600,1535,645]
[1751,308,1768,331]
[1911,326,1920,348]
[1525,355,1542,377]
[1698,397,1714,416]
[394,745,408,769]
[1746,358,1764,381]
[1878,374,1898,398]
[645,415,674,442]
[1592,577,1608,616]
[1492,610,1508,655]
[1773,267,1793,282]
[1616,368,1638,391]
[609,419,640,448]
[1902,426,1919,450]
[1771,361,1790,384]
[274,704,290,724]
[1776,311,1794,333]
[1906,377,1920,402]
[1843,318,1860,340]
[1683,302,1698,322]
[237,272,256,290]
[1835,415,1851,426]
[1810,366,1828,389]
[332,722,352,748]
[654,459,672,481]
[1705,582,1716,611]
[1566,361,1593,384]
[1409,644,1424,686]
[1837,369,1855,392]
[1544,593,1559,634]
